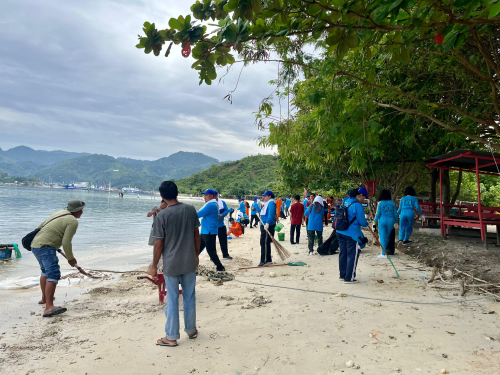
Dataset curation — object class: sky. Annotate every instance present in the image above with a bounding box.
[0,0,280,161]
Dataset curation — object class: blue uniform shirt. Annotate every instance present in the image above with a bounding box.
[374,200,398,223]
[197,201,219,235]
[238,201,246,214]
[251,202,261,215]
[217,200,230,228]
[336,198,369,242]
[260,200,276,226]
[285,199,291,208]
[397,196,423,216]
[303,200,309,215]
[305,204,325,232]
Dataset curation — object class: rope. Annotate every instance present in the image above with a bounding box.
[233,279,500,305]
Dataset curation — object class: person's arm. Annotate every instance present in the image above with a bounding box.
[304,204,312,217]
[373,202,381,224]
[355,203,369,227]
[147,207,158,217]
[197,204,212,218]
[194,228,200,266]
[220,202,230,218]
[414,197,424,215]
[150,239,163,279]
[61,221,79,263]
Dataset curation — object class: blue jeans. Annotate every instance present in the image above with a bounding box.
[164,272,197,341]
[32,246,61,284]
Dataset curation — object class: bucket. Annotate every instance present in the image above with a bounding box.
[0,249,13,259]
[278,232,285,241]
[275,223,284,232]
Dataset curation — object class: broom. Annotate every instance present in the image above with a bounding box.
[367,226,400,279]
[257,214,291,261]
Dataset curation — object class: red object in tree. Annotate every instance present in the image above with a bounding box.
[182,42,191,58]
[434,33,444,45]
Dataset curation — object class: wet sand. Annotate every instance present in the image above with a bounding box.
[1,216,500,374]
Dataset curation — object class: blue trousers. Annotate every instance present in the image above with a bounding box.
[378,217,395,255]
[399,211,415,241]
[164,272,197,341]
[337,233,360,281]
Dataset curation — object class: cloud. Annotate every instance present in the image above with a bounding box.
[0,0,279,161]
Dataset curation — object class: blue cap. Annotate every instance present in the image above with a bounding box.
[202,189,217,195]
[262,190,274,198]
[213,190,218,195]
[306,195,310,198]
[357,187,368,197]
[347,190,351,195]
[336,205,340,208]
[253,198,257,201]
[238,198,242,201]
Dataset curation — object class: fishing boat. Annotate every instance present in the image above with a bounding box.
[122,186,141,194]
[63,182,88,190]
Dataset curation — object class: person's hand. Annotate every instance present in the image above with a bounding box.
[394,223,399,229]
[148,263,158,279]
[421,215,426,221]
[153,208,159,214]
[68,258,77,268]
[264,224,270,230]
[219,214,223,219]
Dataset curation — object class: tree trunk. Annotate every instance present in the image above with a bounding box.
[429,168,439,203]
[442,169,451,215]
[450,170,463,205]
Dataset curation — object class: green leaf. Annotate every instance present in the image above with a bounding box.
[443,33,458,52]
[331,0,344,7]
[401,47,410,63]
[223,28,237,42]
[135,44,145,49]
[345,33,358,48]
[159,30,167,38]
[169,18,184,30]
[454,0,474,6]
[251,0,264,13]
[489,1,500,18]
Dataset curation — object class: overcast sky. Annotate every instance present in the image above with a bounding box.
[0,0,280,161]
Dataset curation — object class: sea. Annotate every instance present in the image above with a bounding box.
[0,186,234,284]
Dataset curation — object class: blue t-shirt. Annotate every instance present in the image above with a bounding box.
[217,200,230,228]
[374,200,398,223]
[251,202,260,215]
[305,204,324,232]
[197,202,219,235]
[397,196,423,216]
[337,198,369,242]
[238,201,246,214]
[260,200,276,226]
[285,199,291,208]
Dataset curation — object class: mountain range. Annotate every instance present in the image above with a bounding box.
[0,146,221,189]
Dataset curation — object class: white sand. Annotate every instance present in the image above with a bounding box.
[1,217,500,374]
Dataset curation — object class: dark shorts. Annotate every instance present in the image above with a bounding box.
[32,246,61,284]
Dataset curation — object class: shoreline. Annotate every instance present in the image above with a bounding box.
[1,217,500,374]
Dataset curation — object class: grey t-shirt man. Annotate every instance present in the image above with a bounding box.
[152,202,200,277]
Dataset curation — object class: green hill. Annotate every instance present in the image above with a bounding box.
[0,146,89,165]
[176,155,279,196]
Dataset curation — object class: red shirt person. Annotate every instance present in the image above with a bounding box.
[289,195,305,244]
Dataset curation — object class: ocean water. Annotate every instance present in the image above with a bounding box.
[0,186,231,283]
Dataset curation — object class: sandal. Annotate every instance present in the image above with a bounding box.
[42,306,67,317]
[188,331,198,339]
[156,338,178,347]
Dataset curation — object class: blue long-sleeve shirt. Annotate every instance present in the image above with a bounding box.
[397,196,423,216]
[374,200,398,223]
[303,200,309,216]
[341,196,349,206]
[197,202,219,235]
[238,201,246,214]
[251,202,261,215]
[217,200,230,228]
[336,197,369,242]
[260,200,276,226]
[285,199,291,208]
[305,204,325,232]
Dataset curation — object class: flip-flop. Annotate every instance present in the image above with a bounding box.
[38,297,55,305]
[188,331,198,339]
[42,306,67,318]
[156,338,178,347]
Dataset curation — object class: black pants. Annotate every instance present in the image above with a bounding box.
[290,224,301,243]
[324,211,329,225]
[259,224,275,264]
[217,226,230,258]
[285,206,289,216]
[307,230,323,253]
[250,215,259,228]
[337,232,359,281]
[200,234,225,271]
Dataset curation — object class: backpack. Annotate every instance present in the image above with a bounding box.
[245,201,250,209]
[334,202,357,231]
[21,213,71,251]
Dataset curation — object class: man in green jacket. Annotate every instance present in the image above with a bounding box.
[31,200,85,317]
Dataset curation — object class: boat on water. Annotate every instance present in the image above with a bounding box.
[63,182,88,190]
[122,186,141,194]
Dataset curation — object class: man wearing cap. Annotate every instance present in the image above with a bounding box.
[259,190,277,266]
[31,200,85,317]
[214,191,232,260]
[250,197,261,228]
[197,189,225,271]
[284,196,291,217]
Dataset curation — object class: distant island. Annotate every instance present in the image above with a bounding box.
[0,146,279,194]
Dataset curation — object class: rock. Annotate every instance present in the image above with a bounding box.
[269,272,276,277]
[440,370,448,374]
[346,360,354,368]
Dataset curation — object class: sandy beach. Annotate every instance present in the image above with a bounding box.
[1,215,500,375]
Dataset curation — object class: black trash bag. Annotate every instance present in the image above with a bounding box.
[317,230,339,255]
[385,228,396,255]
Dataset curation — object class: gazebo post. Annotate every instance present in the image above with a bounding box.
[475,157,487,248]
[440,168,445,238]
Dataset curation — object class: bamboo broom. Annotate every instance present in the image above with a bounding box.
[257,214,291,261]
